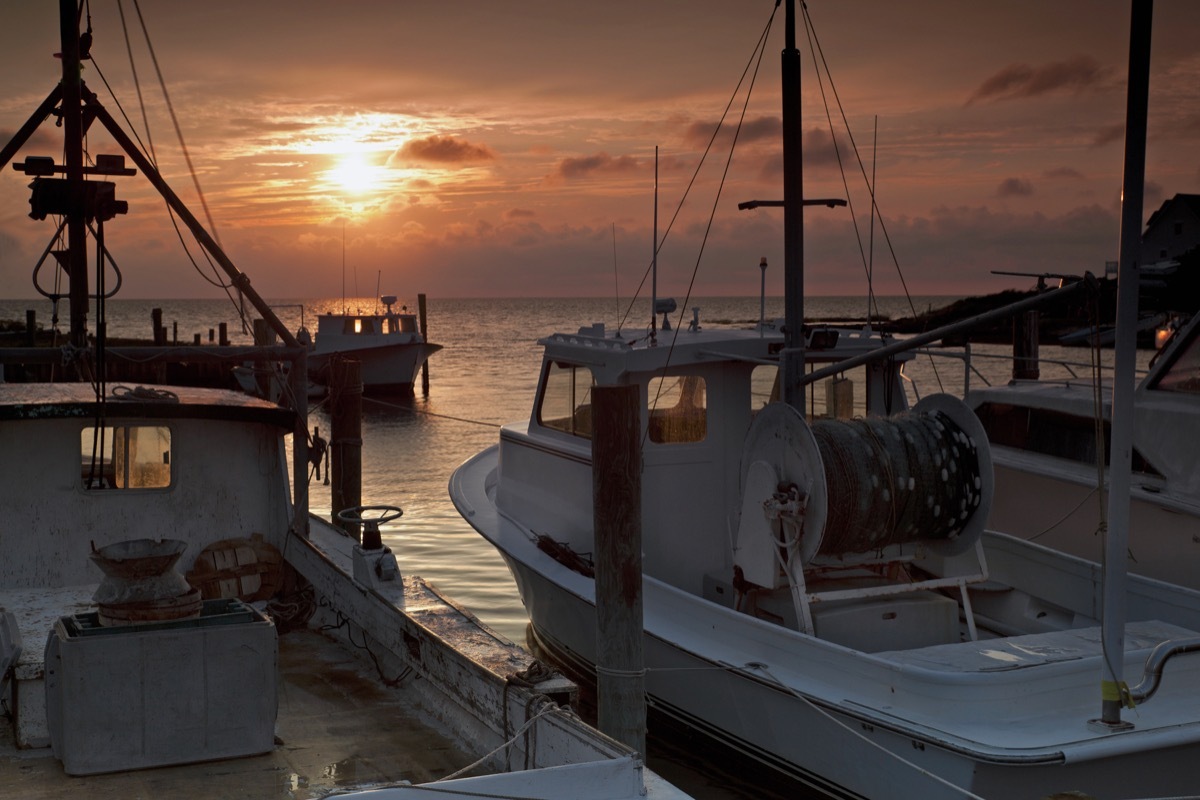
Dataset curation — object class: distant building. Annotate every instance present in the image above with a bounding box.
[1141,193,1200,265]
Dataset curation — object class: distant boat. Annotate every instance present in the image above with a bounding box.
[306,295,442,393]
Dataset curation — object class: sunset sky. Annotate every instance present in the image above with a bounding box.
[0,1,1197,302]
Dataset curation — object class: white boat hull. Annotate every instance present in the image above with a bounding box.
[453,446,1200,800]
[988,453,1200,591]
[309,340,440,392]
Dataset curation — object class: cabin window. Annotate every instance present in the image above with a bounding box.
[538,361,595,439]
[81,425,172,490]
[400,316,417,333]
[1150,331,1200,395]
[974,403,1162,477]
[648,375,707,444]
[751,365,780,410]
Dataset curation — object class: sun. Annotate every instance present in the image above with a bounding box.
[328,152,380,195]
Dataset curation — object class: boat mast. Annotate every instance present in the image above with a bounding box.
[59,0,88,348]
[781,0,805,413]
[1094,0,1153,731]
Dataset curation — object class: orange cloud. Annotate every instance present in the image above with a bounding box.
[390,135,496,165]
[553,152,642,181]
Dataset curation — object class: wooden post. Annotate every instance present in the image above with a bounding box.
[25,310,35,347]
[592,383,646,756]
[172,321,178,345]
[152,308,164,345]
[193,333,201,345]
[251,319,274,397]
[418,293,430,395]
[209,327,215,343]
[1013,309,1040,381]
[329,358,363,538]
[219,322,229,347]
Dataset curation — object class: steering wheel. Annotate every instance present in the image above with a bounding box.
[336,505,404,526]
[336,504,403,549]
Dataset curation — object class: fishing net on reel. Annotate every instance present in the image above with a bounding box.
[811,408,984,558]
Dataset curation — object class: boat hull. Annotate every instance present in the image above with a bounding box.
[309,341,441,393]
[988,453,1200,591]
[452,447,1200,800]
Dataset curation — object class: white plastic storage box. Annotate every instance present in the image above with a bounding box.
[44,598,277,775]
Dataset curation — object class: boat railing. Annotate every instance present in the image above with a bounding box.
[1129,636,1200,703]
[899,344,1151,403]
[795,280,1169,409]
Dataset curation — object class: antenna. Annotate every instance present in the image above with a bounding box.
[341,220,346,314]
[867,115,877,332]
[651,146,659,344]
[612,223,622,338]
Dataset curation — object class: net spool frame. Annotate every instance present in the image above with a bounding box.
[739,394,993,567]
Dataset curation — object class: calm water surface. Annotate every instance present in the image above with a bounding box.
[0,294,1153,799]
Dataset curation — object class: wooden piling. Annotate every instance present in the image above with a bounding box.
[1013,309,1040,380]
[219,322,229,347]
[25,310,35,347]
[418,293,430,395]
[591,383,646,756]
[329,358,363,538]
[152,308,164,345]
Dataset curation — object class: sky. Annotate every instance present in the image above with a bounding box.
[0,1,1197,302]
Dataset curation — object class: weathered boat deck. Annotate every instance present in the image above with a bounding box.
[0,625,474,799]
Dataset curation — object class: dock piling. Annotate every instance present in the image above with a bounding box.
[592,383,646,756]
[418,293,430,395]
[330,358,363,538]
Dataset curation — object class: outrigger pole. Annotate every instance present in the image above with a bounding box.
[0,0,297,349]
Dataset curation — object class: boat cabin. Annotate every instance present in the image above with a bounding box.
[0,385,294,751]
[497,317,913,599]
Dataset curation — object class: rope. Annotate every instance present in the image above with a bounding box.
[109,384,179,402]
[363,395,503,428]
[746,662,989,800]
[434,703,566,784]
[811,409,983,555]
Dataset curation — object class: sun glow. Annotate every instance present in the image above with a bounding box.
[328,152,381,195]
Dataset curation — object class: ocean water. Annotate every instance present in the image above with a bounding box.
[0,294,1153,799]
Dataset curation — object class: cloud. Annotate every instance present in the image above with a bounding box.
[966,56,1112,104]
[390,135,496,166]
[1044,167,1085,180]
[682,116,780,149]
[553,152,642,181]
[505,208,536,219]
[997,178,1034,197]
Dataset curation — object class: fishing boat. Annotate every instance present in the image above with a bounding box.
[0,6,688,799]
[965,309,1200,590]
[306,295,442,394]
[451,2,1200,797]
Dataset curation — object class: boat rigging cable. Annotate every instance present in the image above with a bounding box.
[99,0,252,332]
[614,7,779,336]
[798,1,944,392]
[643,7,778,432]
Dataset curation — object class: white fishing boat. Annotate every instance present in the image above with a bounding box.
[0,6,688,799]
[965,309,1200,589]
[451,2,1200,797]
[307,295,442,394]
